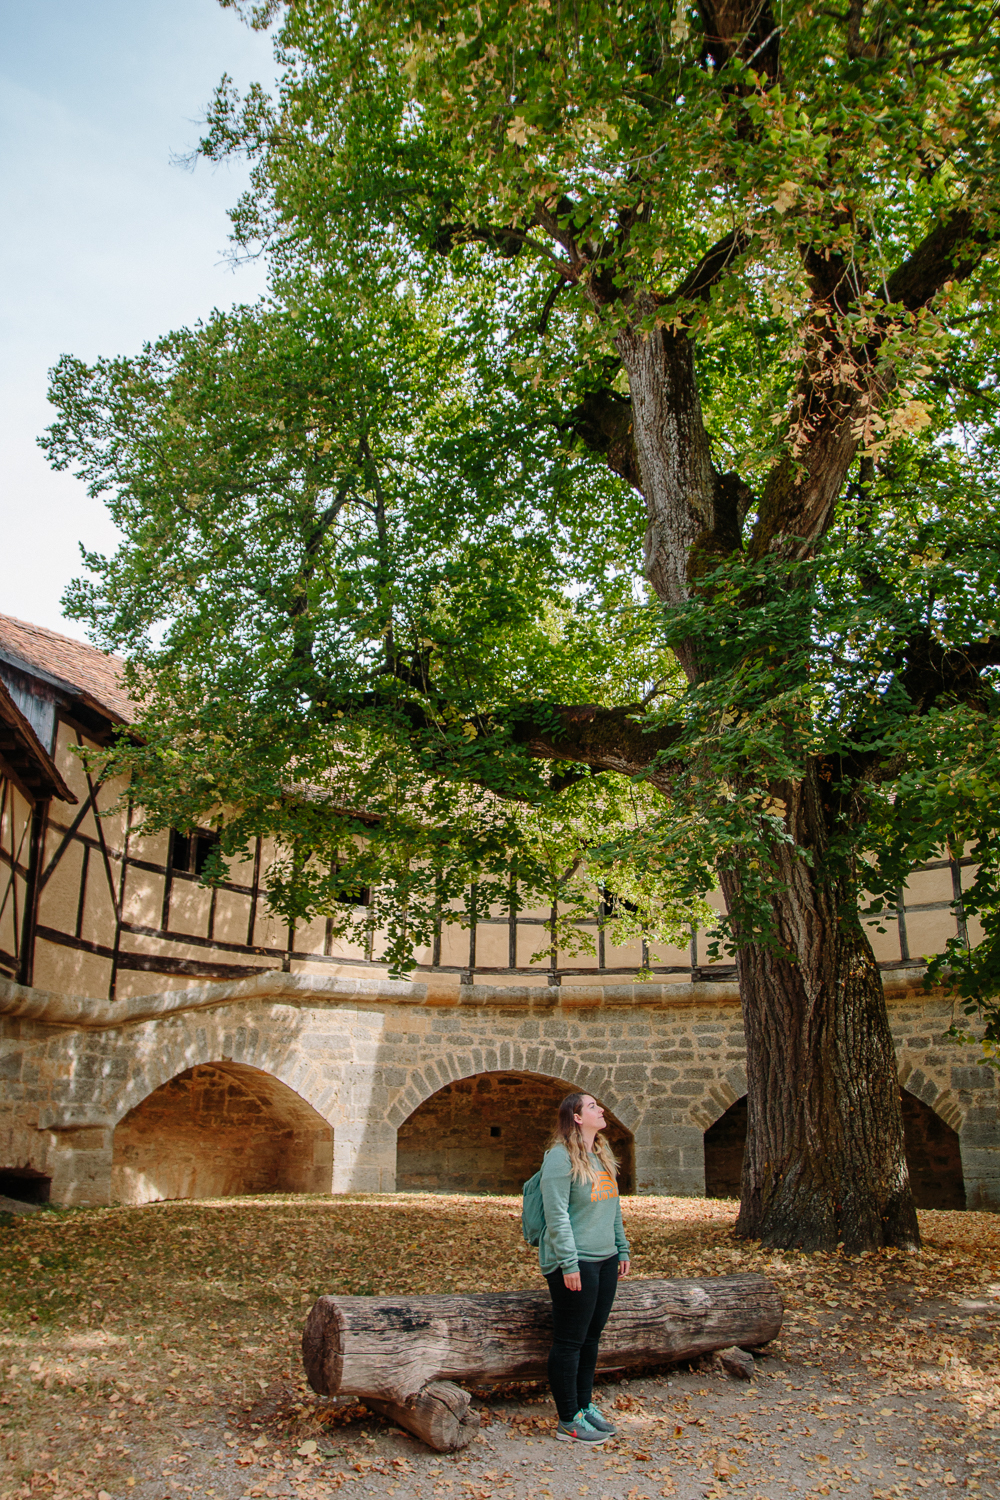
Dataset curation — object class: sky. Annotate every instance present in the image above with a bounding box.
[1,0,277,641]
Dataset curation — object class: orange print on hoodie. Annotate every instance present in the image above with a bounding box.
[590,1167,619,1202]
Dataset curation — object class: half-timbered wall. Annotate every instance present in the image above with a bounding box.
[30,715,128,998]
[20,701,983,1003]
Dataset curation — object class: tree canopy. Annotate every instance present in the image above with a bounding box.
[44,278,705,972]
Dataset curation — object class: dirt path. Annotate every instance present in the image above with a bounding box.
[2,1195,998,1500]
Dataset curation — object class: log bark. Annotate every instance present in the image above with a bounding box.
[364,1381,480,1452]
[302,1273,782,1412]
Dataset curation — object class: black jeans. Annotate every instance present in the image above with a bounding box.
[544,1253,620,1422]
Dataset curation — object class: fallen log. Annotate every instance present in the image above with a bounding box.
[302,1274,781,1450]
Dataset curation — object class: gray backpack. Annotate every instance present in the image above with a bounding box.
[521,1167,545,1246]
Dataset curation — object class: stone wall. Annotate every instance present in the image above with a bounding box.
[0,970,996,1211]
[396,1070,635,1195]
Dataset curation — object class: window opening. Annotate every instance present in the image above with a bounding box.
[330,866,371,908]
[599,887,640,921]
[171,828,219,877]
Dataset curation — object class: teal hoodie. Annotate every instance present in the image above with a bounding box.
[538,1142,630,1277]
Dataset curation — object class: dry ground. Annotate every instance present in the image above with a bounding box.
[2,1194,999,1500]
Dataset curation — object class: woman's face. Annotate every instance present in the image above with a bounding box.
[573,1095,607,1133]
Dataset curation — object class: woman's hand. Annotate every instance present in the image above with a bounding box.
[563,1270,582,1291]
[618,1259,630,1278]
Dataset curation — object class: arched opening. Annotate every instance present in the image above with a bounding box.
[111,1062,334,1206]
[901,1088,965,1210]
[0,1167,51,1205]
[703,1089,966,1208]
[704,1097,747,1200]
[396,1071,635,1195]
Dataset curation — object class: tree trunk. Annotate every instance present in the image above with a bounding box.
[302,1274,782,1410]
[620,327,920,1252]
[720,769,920,1253]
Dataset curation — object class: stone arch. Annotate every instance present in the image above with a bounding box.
[387,1041,639,1132]
[701,1086,967,1208]
[110,1060,334,1206]
[896,1057,965,1133]
[395,1070,636,1195]
[704,1095,747,1200]
[688,1066,749,1134]
[899,1087,965,1210]
[103,1008,338,1131]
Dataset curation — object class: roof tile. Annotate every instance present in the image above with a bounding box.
[0,613,134,724]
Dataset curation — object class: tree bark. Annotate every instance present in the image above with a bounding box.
[616,320,720,625]
[301,1275,783,1412]
[719,768,920,1253]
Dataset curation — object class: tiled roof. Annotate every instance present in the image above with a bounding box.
[0,613,134,725]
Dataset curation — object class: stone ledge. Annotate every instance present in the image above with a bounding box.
[0,964,933,1032]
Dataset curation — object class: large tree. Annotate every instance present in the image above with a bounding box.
[47,0,1000,1252]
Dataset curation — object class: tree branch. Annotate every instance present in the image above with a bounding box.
[897,632,1000,714]
[884,209,993,311]
[537,280,564,334]
[751,208,997,561]
[511,703,682,792]
[565,388,643,491]
[290,474,356,676]
[698,0,782,80]
[672,229,751,304]
[432,221,579,281]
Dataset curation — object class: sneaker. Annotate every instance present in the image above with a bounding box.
[555,1411,609,1444]
[580,1402,617,1434]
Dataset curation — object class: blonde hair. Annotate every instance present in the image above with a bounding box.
[548,1092,620,1186]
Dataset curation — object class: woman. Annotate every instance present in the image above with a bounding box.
[539,1092,630,1444]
